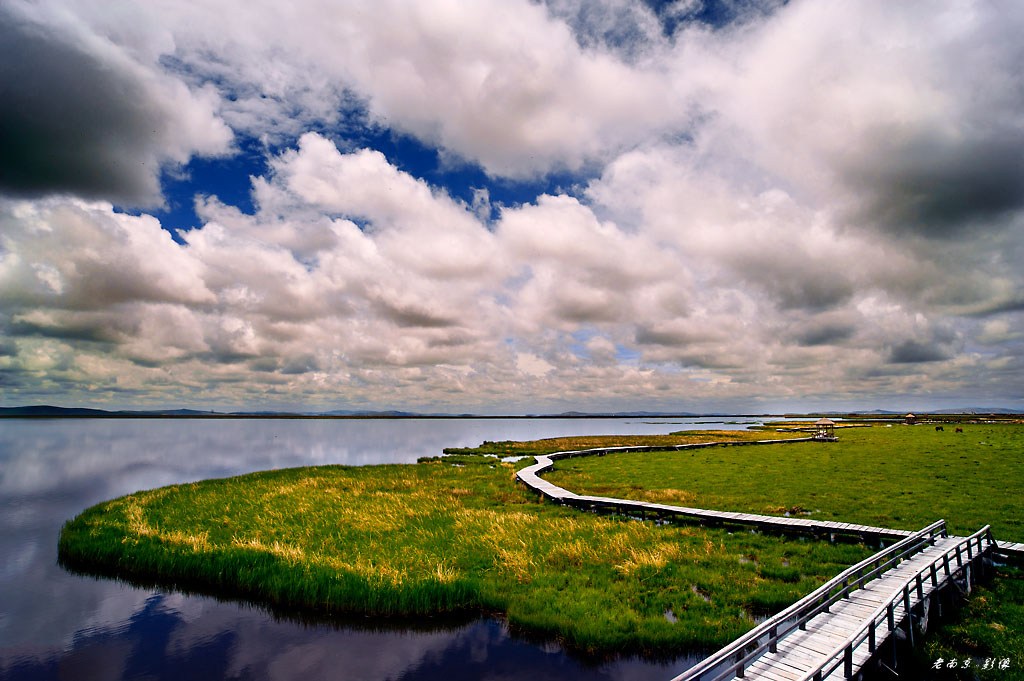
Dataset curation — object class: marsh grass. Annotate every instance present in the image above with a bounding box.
[60,424,1022,660]
[60,441,869,657]
[546,423,1024,541]
[540,423,1024,667]
[437,429,803,460]
[914,567,1024,680]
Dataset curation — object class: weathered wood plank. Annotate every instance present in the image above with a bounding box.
[518,441,999,681]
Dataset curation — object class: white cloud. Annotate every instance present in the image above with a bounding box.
[0,199,215,309]
[2,1,1024,411]
[14,0,691,179]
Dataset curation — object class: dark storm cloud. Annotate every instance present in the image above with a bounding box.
[976,298,1024,316]
[8,317,122,344]
[0,12,166,203]
[794,322,856,347]
[888,340,952,364]
[377,301,458,329]
[635,325,720,347]
[725,255,855,312]
[0,9,227,206]
[765,274,854,312]
[846,130,1024,238]
[280,354,322,375]
[0,337,18,357]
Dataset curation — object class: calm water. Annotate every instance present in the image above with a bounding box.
[0,417,768,681]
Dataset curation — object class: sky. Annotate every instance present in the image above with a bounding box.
[1,0,1023,415]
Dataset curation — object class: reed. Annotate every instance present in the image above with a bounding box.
[61,423,1021,661]
[60,438,869,657]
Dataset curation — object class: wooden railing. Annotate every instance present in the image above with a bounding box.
[671,520,948,681]
[796,525,997,681]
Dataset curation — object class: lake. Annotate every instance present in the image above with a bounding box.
[0,417,770,681]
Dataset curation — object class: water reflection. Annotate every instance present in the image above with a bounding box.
[0,417,744,680]
[6,593,697,681]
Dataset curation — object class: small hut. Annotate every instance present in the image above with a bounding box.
[814,418,836,441]
[904,413,917,425]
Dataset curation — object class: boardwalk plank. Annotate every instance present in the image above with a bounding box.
[519,441,999,681]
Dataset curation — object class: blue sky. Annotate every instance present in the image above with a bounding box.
[1,0,1023,414]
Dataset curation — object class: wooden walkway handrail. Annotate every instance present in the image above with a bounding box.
[670,519,947,681]
[795,525,997,681]
[508,436,1022,679]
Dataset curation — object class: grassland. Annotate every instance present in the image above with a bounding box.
[542,422,1024,673]
[59,422,1024,664]
[544,423,1024,541]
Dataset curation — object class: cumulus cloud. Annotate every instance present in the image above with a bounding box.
[0,3,231,206]
[2,0,1024,411]
[13,0,694,180]
[698,0,1024,239]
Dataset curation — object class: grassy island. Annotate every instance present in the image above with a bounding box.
[59,423,1024,666]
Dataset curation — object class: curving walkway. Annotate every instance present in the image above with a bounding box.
[516,438,917,544]
[513,436,1017,680]
[516,437,1023,556]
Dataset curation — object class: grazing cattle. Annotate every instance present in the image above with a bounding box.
[955,427,964,433]
[935,425,944,431]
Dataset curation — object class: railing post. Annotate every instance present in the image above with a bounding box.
[916,573,924,599]
[845,644,854,678]
[769,625,778,653]
[903,586,914,647]
[735,651,745,678]
[868,620,876,652]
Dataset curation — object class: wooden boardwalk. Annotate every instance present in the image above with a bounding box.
[518,441,917,544]
[684,530,994,681]
[512,438,1011,679]
[517,441,1023,553]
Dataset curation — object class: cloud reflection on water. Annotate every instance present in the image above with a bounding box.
[0,418,723,679]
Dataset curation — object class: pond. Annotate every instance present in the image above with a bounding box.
[0,417,769,681]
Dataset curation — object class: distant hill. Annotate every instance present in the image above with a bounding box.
[815,408,1022,417]
[547,410,702,417]
[0,405,114,417]
[318,409,422,417]
[931,407,1022,415]
[0,405,464,418]
[4,405,1018,419]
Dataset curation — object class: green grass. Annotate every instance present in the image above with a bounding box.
[58,423,1024,661]
[542,422,1024,669]
[546,423,1024,541]
[437,428,804,458]
[60,435,870,657]
[909,567,1024,680]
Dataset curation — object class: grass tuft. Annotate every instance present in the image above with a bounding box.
[59,424,1024,660]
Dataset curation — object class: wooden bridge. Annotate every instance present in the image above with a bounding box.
[514,438,1014,680]
[673,521,995,681]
